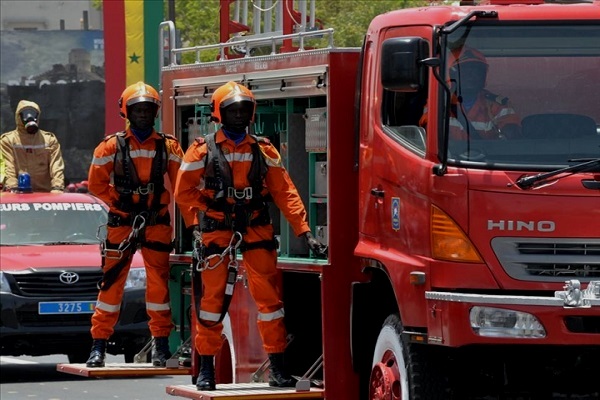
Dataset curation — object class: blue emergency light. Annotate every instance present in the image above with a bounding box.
[17,172,33,193]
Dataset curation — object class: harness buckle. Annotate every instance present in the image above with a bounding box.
[134,183,154,195]
[227,186,252,200]
[102,246,125,260]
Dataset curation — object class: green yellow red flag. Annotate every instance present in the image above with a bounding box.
[103,0,163,133]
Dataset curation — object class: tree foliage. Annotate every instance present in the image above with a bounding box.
[94,0,442,60]
[170,0,437,53]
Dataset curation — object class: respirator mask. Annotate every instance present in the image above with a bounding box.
[20,107,39,134]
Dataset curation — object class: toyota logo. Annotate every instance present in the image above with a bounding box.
[59,272,80,285]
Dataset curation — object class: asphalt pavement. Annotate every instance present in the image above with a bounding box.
[0,355,191,400]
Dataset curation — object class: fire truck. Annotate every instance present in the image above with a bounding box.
[161,0,600,398]
[71,0,600,398]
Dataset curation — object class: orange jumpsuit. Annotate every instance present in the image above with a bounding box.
[0,100,65,192]
[88,129,195,339]
[174,130,310,355]
[420,90,521,140]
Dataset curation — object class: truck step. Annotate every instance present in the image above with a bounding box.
[56,362,191,378]
[166,382,324,399]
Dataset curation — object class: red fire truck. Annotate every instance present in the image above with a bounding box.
[160,0,600,399]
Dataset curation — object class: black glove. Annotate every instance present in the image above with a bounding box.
[303,231,326,257]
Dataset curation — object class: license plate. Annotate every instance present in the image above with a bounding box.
[38,301,96,315]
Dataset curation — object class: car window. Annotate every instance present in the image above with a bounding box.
[0,201,107,245]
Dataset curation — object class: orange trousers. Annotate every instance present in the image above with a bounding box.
[194,224,287,355]
[90,224,174,339]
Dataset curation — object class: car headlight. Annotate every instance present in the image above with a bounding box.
[470,306,546,338]
[0,272,11,293]
[124,267,146,289]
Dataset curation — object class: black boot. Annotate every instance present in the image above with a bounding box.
[85,339,106,368]
[196,355,216,391]
[268,353,295,387]
[152,337,172,367]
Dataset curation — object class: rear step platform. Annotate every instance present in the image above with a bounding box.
[166,383,324,399]
[57,363,191,378]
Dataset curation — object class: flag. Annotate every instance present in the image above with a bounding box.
[103,0,163,134]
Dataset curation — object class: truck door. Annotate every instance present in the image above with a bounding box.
[363,27,432,257]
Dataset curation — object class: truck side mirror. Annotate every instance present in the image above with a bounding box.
[381,37,429,92]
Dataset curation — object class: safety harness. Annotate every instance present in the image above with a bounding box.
[97,132,173,291]
[192,132,278,327]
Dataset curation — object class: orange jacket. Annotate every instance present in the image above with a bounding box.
[420,91,521,140]
[175,130,310,237]
[88,129,195,224]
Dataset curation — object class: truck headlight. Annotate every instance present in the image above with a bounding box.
[470,306,546,338]
[0,272,11,293]
[124,267,146,289]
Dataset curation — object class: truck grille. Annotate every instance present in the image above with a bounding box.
[9,270,103,297]
[492,238,600,282]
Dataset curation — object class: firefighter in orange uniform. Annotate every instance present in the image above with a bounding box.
[0,100,65,192]
[86,82,195,368]
[420,47,521,140]
[174,81,324,390]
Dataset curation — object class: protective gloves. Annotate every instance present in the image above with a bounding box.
[303,231,327,257]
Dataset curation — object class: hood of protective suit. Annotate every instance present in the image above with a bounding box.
[15,100,41,133]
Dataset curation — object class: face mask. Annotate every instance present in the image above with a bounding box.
[20,108,39,134]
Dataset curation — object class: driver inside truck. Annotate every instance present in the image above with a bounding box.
[420,46,522,140]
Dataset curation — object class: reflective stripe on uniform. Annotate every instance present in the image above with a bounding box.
[199,309,222,322]
[129,149,157,159]
[494,107,516,119]
[146,301,171,311]
[180,160,204,171]
[225,152,253,163]
[92,155,114,166]
[11,144,47,150]
[257,308,285,321]
[95,300,121,313]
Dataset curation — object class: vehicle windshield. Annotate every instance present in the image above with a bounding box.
[444,23,600,170]
[0,201,107,245]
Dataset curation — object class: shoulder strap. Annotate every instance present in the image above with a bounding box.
[248,135,269,189]
[149,134,166,210]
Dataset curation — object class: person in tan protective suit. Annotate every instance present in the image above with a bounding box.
[0,100,65,192]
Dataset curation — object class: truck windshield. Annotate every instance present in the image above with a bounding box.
[444,24,600,170]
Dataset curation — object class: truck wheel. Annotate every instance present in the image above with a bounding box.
[369,314,449,400]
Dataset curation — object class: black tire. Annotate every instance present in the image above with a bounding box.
[369,314,450,400]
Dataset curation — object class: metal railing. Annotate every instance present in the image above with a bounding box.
[159,20,334,69]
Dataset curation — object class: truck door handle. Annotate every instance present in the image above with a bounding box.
[581,180,600,190]
[370,188,385,198]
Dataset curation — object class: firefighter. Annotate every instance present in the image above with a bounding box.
[85,81,196,368]
[420,47,521,140]
[0,100,65,192]
[174,81,324,391]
